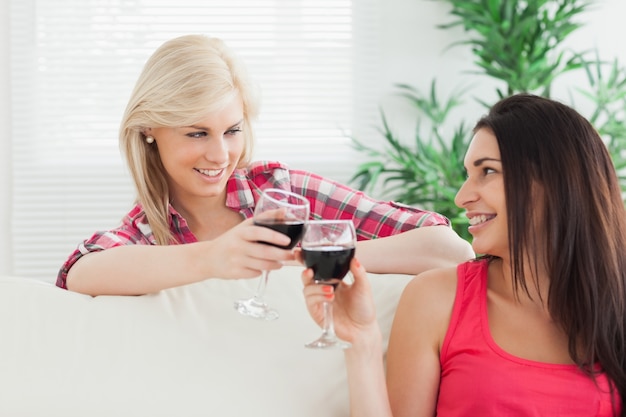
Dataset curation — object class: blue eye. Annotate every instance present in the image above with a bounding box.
[226,128,242,135]
[187,131,207,139]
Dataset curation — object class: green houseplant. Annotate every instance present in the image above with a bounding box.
[351,81,472,241]
[351,0,626,241]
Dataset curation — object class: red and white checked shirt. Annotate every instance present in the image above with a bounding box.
[57,161,450,288]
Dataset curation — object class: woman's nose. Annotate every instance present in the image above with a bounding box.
[454,179,475,208]
[205,136,229,163]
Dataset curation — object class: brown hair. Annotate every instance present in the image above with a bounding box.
[475,93,626,415]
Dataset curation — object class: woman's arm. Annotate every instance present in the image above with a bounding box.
[66,218,296,296]
[302,260,457,417]
[288,170,473,275]
[356,226,474,275]
[386,267,458,417]
[344,325,393,417]
[302,259,457,417]
[302,258,393,417]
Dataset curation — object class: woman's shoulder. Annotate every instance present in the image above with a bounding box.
[242,160,328,184]
[404,264,460,305]
[396,261,479,337]
[234,160,292,189]
[238,161,336,196]
[389,264,464,371]
[243,160,290,177]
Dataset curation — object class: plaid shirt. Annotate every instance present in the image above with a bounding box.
[57,161,449,288]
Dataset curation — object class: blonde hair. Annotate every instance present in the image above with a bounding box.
[119,34,260,245]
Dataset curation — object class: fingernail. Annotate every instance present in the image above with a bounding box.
[354,258,361,268]
[322,285,333,294]
[324,293,334,300]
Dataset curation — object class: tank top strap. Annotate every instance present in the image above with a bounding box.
[440,258,488,362]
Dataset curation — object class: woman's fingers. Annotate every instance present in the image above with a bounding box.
[302,281,335,299]
[293,248,303,265]
[301,266,315,286]
[349,257,367,283]
[302,268,328,324]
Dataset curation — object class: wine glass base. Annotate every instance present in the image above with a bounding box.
[305,335,351,350]
[234,297,279,321]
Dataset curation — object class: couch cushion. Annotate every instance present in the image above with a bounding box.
[0,266,412,417]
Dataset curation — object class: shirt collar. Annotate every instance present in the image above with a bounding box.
[226,167,255,211]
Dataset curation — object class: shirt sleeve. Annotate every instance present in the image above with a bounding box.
[55,221,153,289]
[288,168,451,240]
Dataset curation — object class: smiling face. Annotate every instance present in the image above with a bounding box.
[146,95,245,209]
[455,128,509,258]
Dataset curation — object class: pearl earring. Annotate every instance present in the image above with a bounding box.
[145,136,155,144]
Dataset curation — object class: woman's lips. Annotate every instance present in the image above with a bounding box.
[468,214,496,226]
[195,168,224,177]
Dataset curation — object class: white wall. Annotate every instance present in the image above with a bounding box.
[377,0,488,132]
[375,0,626,138]
[1,0,11,276]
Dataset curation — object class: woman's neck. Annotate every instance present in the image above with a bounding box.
[170,193,242,240]
[492,257,551,308]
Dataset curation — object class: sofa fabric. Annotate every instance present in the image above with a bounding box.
[0,266,412,417]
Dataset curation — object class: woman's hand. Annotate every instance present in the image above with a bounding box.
[200,217,297,280]
[301,258,379,344]
[66,217,299,295]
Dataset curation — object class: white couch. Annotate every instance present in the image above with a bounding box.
[0,266,412,417]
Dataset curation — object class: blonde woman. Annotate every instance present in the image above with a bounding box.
[58,34,473,296]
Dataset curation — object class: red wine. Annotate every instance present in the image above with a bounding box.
[254,220,304,249]
[302,246,355,282]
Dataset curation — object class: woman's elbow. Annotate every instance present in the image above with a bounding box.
[435,227,474,266]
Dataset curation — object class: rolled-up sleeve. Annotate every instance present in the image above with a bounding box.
[56,227,152,289]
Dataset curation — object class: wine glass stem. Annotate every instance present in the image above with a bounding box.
[253,270,270,302]
[322,300,337,338]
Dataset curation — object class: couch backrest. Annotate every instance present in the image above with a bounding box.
[0,266,412,417]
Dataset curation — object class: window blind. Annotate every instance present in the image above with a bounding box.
[9,0,381,282]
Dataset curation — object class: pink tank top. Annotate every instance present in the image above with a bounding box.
[437,259,620,416]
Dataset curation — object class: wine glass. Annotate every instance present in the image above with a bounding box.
[301,219,356,349]
[234,188,310,320]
